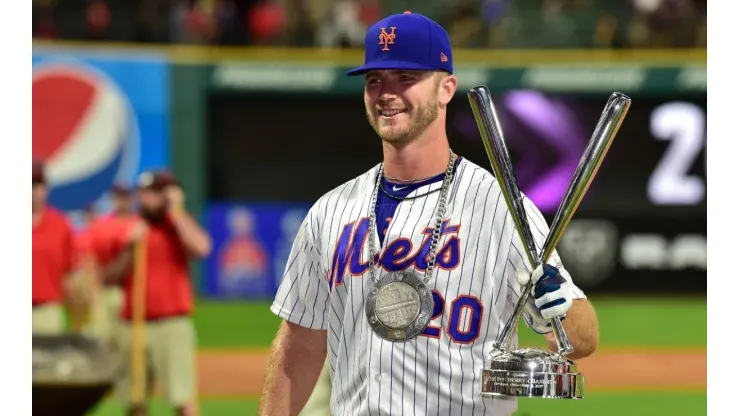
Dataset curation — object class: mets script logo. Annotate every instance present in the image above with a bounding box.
[329,218,461,289]
[379,27,396,51]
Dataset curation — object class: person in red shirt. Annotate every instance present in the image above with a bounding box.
[103,170,211,416]
[85,184,136,347]
[90,184,138,268]
[32,160,75,335]
[66,204,99,333]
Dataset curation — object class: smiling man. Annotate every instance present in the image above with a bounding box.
[258,11,599,416]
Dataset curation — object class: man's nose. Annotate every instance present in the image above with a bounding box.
[377,90,399,105]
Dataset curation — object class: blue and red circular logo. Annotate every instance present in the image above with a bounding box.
[32,61,141,211]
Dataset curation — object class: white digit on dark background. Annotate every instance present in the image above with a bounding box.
[648,102,706,205]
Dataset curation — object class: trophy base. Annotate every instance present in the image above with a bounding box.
[481,348,584,399]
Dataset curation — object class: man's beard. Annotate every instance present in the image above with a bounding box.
[367,100,439,146]
[140,206,167,223]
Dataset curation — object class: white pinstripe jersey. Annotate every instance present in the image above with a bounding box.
[271,158,586,416]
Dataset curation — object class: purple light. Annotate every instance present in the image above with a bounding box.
[454,112,481,138]
[503,90,586,212]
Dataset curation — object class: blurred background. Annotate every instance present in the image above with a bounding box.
[32,0,706,415]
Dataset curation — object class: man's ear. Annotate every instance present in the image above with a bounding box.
[439,73,457,106]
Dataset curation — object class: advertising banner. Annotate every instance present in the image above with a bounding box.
[204,203,310,299]
[556,216,706,294]
[32,49,171,227]
[210,63,706,95]
[208,91,707,219]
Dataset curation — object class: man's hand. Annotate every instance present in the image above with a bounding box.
[516,264,574,334]
[165,185,185,211]
[163,188,212,259]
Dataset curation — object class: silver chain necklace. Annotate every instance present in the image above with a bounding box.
[364,149,457,342]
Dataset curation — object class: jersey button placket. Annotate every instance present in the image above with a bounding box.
[366,335,383,413]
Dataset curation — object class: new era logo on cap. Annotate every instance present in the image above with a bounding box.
[346,12,453,76]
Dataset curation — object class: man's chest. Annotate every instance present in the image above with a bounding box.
[322,200,512,344]
[324,200,507,281]
[33,221,66,257]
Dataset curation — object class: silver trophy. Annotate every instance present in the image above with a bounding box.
[467,86,631,399]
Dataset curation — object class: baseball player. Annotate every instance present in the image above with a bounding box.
[32,160,77,335]
[259,12,600,416]
[102,171,212,416]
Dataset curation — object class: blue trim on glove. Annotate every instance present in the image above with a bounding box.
[533,264,567,299]
[540,298,567,310]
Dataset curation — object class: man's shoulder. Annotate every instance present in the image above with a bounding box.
[88,215,112,232]
[44,206,74,229]
[308,164,380,219]
[44,206,67,220]
[454,158,502,199]
[91,214,131,235]
[457,158,496,182]
[455,158,544,215]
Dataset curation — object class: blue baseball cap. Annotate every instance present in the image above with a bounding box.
[346,11,453,76]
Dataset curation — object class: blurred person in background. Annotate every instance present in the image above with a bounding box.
[32,0,57,39]
[627,0,705,48]
[65,203,100,333]
[84,184,137,348]
[32,160,76,335]
[211,0,252,45]
[480,0,512,47]
[492,0,604,49]
[135,0,171,43]
[170,0,285,45]
[103,171,211,416]
[246,0,288,45]
[281,0,316,46]
[85,0,112,40]
[316,0,380,48]
[441,0,486,48]
[171,0,217,44]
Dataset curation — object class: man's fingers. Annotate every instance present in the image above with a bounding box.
[530,265,545,285]
[516,268,530,287]
[534,289,566,309]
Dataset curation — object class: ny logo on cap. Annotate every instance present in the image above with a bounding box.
[378,27,396,51]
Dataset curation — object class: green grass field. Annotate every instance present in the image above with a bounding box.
[190,297,708,349]
[89,297,707,415]
[90,392,707,415]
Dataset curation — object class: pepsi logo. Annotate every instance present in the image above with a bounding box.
[32,62,140,211]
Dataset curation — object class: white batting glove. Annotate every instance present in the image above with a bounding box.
[516,264,574,334]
